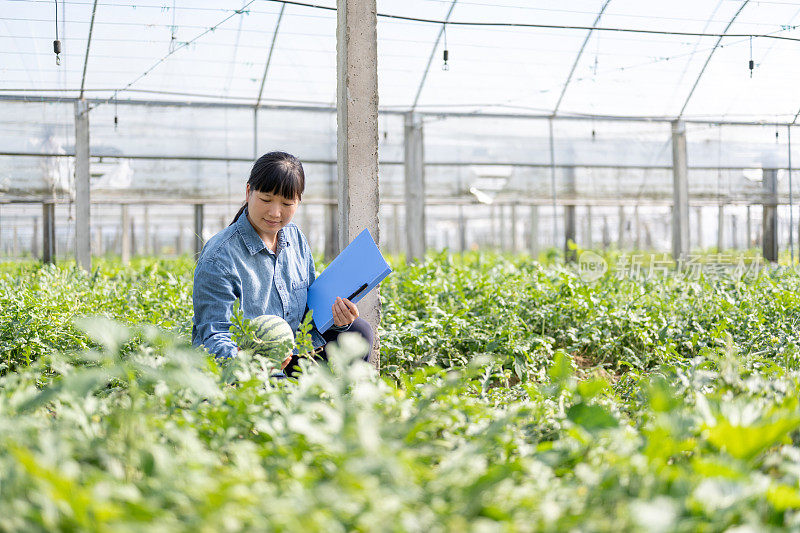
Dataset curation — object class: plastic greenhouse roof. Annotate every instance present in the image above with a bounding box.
[3,0,800,122]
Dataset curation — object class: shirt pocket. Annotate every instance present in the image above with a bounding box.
[288,276,311,323]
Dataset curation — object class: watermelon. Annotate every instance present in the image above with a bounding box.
[240,314,295,359]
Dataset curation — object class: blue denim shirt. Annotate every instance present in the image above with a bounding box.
[192,209,347,359]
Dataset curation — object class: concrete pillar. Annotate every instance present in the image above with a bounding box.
[130,217,137,256]
[511,203,519,253]
[746,205,752,248]
[392,203,401,255]
[43,202,56,264]
[490,205,497,248]
[763,168,779,262]
[337,0,380,365]
[177,224,184,255]
[194,204,205,259]
[634,205,641,250]
[403,112,425,263]
[325,166,339,262]
[32,216,39,259]
[121,205,131,263]
[731,215,738,249]
[584,206,593,249]
[74,100,91,270]
[12,226,18,257]
[529,205,539,257]
[143,206,151,255]
[95,225,103,256]
[499,204,508,252]
[717,205,724,251]
[602,215,610,249]
[300,205,311,238]
[458,204,466,253]
[696,207,703,249]
[671,120,690,260]
[617,206,626,249]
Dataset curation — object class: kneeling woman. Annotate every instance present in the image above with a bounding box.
[192,151,374,375]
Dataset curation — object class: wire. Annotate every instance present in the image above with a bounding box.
[53,0,61,64]
[265,0,800,43]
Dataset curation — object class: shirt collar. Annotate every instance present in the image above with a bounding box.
[236,207,291,256]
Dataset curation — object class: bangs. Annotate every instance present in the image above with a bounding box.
[249,154,305,200]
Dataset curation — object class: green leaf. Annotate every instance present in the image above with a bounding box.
[705,414,800,461]
[567,402,618,431]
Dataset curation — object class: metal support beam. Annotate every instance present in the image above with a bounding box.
[763,168,779,262]
[678,1,750,118]
[42,202,55,264]
[255,4,285,107]
[74,101,91,270]
[404,112,426,263]
[337,0,380,365]
[194,204,205,259]
[717,205,725,250]
[552,0,612,115]
[671,120,690,260]
[79,0,99,99]
[617,205,626,249]
[121,204,131,263]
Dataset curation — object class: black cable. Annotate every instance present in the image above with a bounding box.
[266,0,800,43]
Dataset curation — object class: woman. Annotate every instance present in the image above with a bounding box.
[192,151,374,375]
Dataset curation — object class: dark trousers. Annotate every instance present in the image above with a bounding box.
[284,317,374,377]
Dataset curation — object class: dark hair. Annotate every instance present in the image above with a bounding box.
[230,151,305,225]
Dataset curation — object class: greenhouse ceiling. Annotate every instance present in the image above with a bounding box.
[3,0,800,123]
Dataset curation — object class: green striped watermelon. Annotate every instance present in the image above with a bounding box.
[241,314,295,359]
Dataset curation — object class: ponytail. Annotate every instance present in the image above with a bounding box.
[229,203,247,226]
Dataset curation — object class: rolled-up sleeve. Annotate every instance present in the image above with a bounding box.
[192,258,241,359]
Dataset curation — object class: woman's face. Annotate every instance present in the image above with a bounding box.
[245,184,299,240]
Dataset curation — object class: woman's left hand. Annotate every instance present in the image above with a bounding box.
[332,296,359,327]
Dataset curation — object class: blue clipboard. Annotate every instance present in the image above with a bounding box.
[307,228,392,333]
